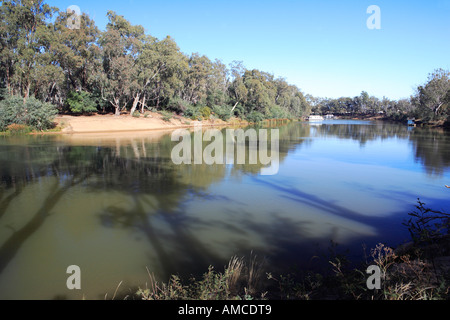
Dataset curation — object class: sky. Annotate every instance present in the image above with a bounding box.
[47,0,450,100]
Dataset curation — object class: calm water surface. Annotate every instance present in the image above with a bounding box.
[0,120,449,299]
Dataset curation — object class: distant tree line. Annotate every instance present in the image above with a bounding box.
[308,69,450,124]
[0,0,449,130]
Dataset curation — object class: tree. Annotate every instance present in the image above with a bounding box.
[182,53,214,105]
[228,61,248,115]
[413,69,450,120]
[132,35,187,114]
[205,59,229,107]
[0,0,57,100]
[98,11,144,116]
[49,11,101,101]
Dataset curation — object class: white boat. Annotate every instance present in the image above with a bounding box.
[308,115,324,122]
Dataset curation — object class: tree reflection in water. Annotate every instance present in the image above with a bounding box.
[0,121,448,299]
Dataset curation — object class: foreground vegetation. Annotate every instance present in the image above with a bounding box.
[1,1,450,131]
[129,198,449,301]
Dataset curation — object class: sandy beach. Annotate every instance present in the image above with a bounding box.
[54,112,245,134]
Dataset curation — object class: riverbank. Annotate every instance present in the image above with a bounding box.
[128,237,450,301]
[338,114,450,128]
[14,113,448,136]
[51,112,249,134]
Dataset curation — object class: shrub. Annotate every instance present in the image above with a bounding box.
[24,97,59,130]
[136,254,266,300]
[132,111,141,118]
[268,105,291,119]
[184,105,201,120]
[159,110,173,122]
[6,124,32,135]
[246,111,266,123]
[0,87,7,101]
[200,106,212,119]
[212,105,232,121]
[66,91,98,114]
[167,97,191,114]
[0,95,58,131]
[232,104,245,118]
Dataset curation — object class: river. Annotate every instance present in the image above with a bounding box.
[0,120,449,299]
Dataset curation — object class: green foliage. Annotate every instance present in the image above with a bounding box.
[232,104,245,118]
[212,105,232,121]
[184,105,202,120]
[66,91,98,114]
[23,97,59,130]
[267,104,291,119]
[246,111,266,123]
[0,95,58,131]
[159,110,173,122]
[199,106,211,119]
[0,1,448,124]
[413,69,450,121]
[132,111,141,118]
[0,87,7,101]
[5,123,32,135]
[166,97,191,114]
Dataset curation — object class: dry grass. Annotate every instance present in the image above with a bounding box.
[136,253,267,300]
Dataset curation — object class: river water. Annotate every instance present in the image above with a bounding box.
[0,120,449,299]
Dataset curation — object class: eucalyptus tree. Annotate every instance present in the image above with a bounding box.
[182,53,214,105]
[204,59,229,107]
[273,78,309,117]
[413,68,450,120]
[98,11,144,116]
[242,69,277,115]
[228,61,248,115]
[50,10,101,94]
[132,35,188,113]
[0,0,57,99]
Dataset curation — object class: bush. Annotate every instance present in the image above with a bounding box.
[167,97,191,114]
[24,97,59,130]
[212,105,232,121]
[159,110,173,122]
[0,87,7,101]
[66,91,98,114]
[184,105,202,120]
[132,111,141,118]
[0,95,58,131]
[268,105,291,119]
[200,106,212,119]
[232,104,245,118]
[6,124,32,135]
[246,111,266,123]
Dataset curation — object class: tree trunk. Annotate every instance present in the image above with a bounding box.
[130,93,140,116]
[230,101,239,115]
[140,96,146,113]
[113,97,121,116]
[435,102,443,115]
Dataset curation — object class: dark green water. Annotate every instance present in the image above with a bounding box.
[0,120,449,299]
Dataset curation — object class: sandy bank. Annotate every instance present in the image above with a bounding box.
[54,112,247,134]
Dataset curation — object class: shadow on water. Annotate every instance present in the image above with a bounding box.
[0,121,449,298]
[0,173,90,274]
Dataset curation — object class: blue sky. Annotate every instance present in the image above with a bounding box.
[47,0,450,100]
